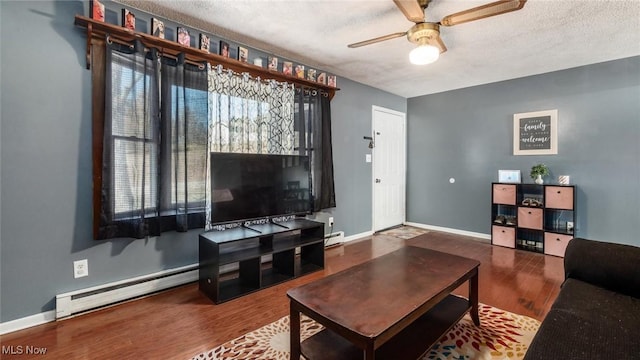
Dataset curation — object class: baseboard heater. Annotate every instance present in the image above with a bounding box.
[55,255,283,319]
[55,264,200,319]
[57,233,344,319]
[325,231,344,247]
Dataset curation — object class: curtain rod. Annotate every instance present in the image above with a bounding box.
[155,49,206,70]
[106,35,133,49]
[106,34,324,91]
[295,87,330,97]
[211,63,328,95]
[76,16,338,99]
[106,35,206,70]
[104,32,328,95]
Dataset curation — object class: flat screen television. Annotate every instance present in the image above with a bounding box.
[210,152,312,224]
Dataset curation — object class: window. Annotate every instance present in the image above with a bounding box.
[94,42,334,240]
[98,45,207,239]
[109,56,157,218]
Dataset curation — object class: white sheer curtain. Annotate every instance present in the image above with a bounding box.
[207,65,295,154]
[205,65,296,229]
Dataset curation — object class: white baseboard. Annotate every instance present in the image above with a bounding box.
[404,222,491,242]
[324,230,373,247]
[2,264,202,335]
[0,310,56,335]
[344,230,374,242]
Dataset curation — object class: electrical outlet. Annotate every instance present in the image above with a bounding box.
[74,259,88,279]
[328,217,334,227]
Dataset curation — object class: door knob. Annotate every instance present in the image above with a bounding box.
[375,178,381,183]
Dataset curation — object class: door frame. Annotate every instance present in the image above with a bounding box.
[371,105,407,232]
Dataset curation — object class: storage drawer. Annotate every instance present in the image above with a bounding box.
[545,186,574,210]
[544,233,573,257]
[492,226,515,248]
[518,207,543,229]
[493,184,516,205]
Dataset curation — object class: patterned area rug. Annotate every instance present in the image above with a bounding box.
[191,303,540,360]
[379,225,430,240]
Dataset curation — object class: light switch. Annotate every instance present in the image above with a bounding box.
[366,154,372,163]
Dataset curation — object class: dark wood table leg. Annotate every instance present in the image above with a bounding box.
[469,268,480,326]
[364,342,375,360]
[290,302,301,360]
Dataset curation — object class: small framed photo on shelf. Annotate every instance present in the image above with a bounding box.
[219,41,230,57]
[282,61,293,76]
[328,75,337,87]
[122,9,135,30]
[151,18,165,39]
[295,64,305,79]
[498,170,522,184]
[307,69,317,82]
[317,72,327,84]
[199,34,210,53]
[91,0,105,22]
[177,27,191,47]
[268,56,278,71]
[238,46,248,62]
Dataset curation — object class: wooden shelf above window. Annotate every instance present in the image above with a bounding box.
[74,15,339,99]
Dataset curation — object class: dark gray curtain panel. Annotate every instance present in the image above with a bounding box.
[294,88,336,212]
[98,42,207,239]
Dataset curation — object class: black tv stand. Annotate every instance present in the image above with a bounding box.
[241,224,263,234]
[199,219,325,304]
[270,220,290,229]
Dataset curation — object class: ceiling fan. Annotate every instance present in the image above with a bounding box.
[348,0,527,65]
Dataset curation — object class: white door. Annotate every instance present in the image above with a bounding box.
[372,106,406,232]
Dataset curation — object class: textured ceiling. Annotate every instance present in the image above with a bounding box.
[117,0,640,98]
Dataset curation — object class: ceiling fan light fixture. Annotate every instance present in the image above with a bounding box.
[409,43,439,65]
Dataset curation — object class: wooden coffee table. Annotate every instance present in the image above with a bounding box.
[287,246,480,360]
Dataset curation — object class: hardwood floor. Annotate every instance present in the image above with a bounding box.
[0,230,564,359]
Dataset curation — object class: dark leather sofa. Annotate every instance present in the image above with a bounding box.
[524,238,640,359]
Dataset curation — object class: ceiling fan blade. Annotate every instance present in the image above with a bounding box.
[440,0,527,27]
[348,32,407,48]
[393,0,425,23]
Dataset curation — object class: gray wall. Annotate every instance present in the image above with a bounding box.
[318,78,407,237]
[0,1,405,322]
[407,57,640,247]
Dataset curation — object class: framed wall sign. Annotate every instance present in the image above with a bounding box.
[513,109,558,155]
